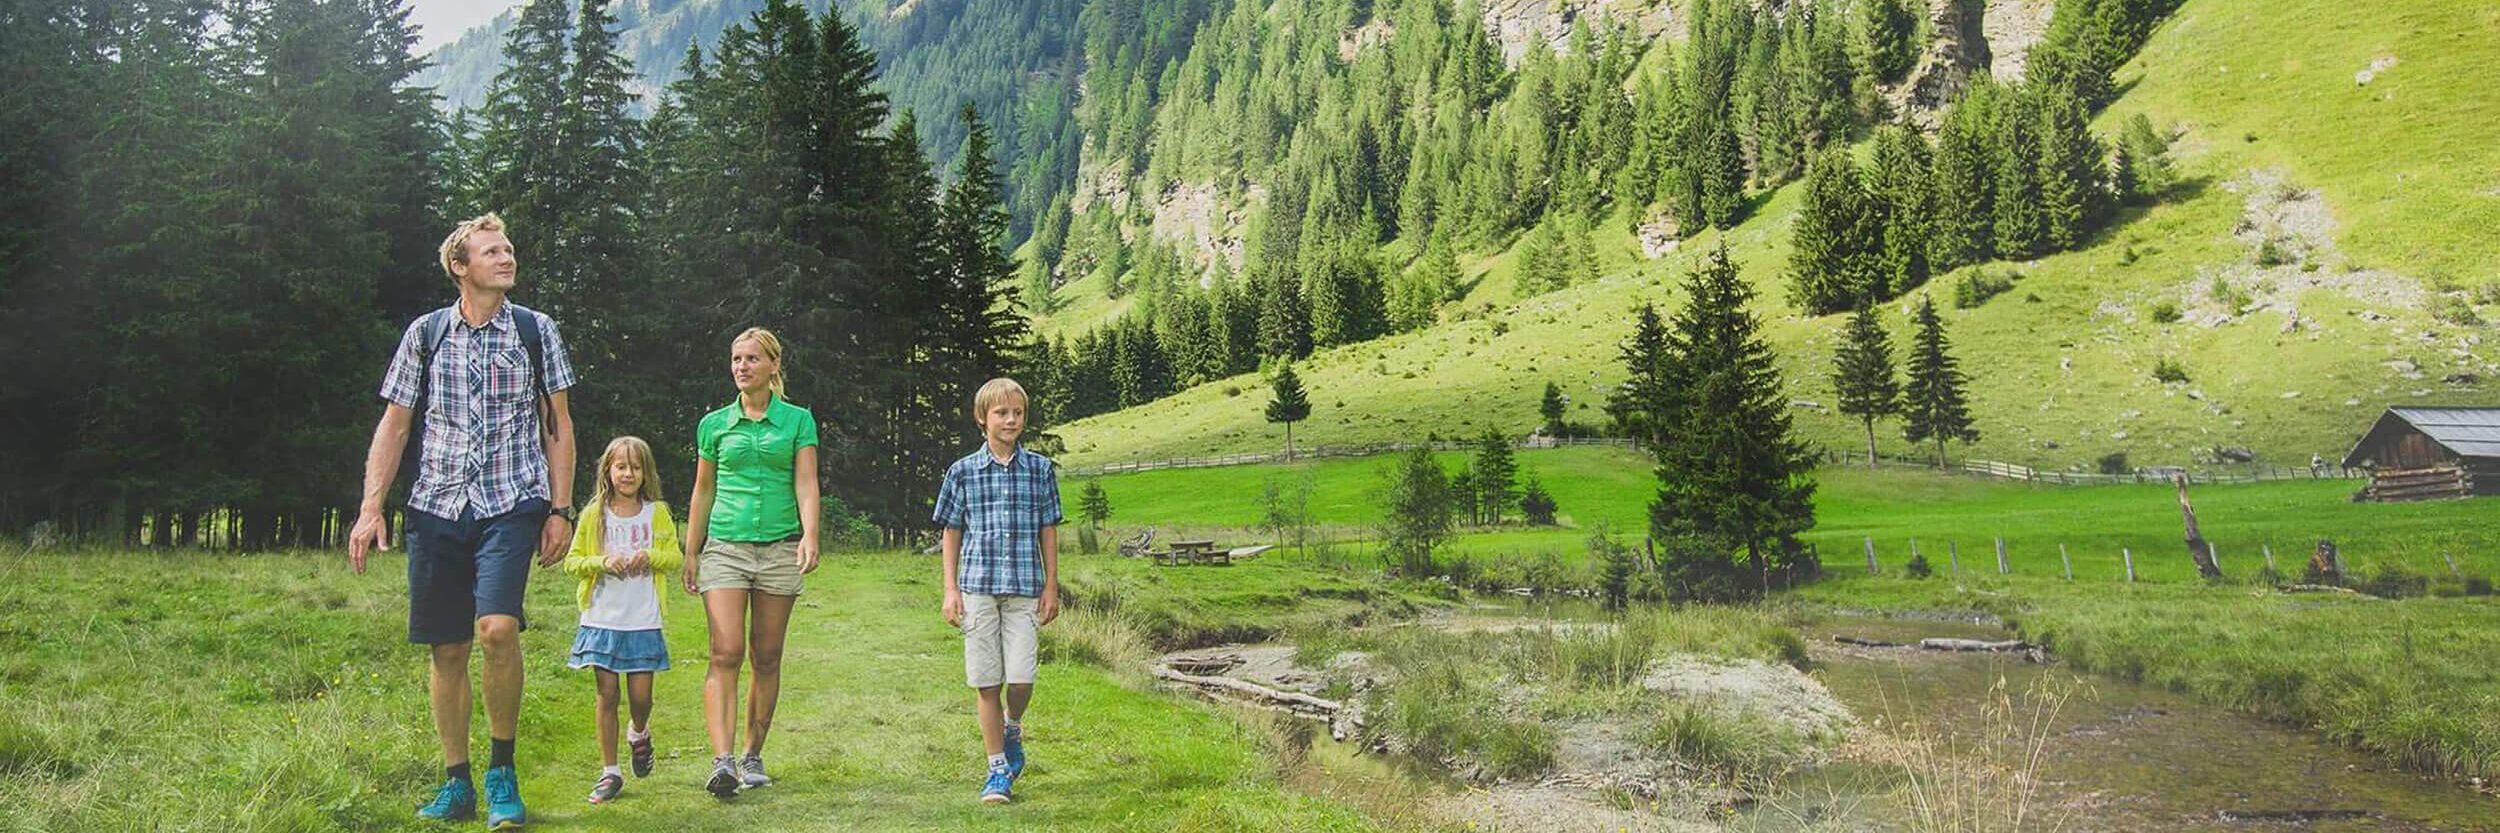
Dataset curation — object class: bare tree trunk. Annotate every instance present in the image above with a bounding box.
[1864,419,1878,467]
[2174,473,2222,579]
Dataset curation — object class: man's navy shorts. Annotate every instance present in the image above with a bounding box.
[404,498,546,645]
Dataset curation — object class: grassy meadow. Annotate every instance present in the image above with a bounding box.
[0,548,1412,833]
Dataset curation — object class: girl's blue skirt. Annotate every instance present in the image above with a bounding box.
[568,625,671,673]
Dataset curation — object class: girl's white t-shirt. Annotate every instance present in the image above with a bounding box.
[583,502,663,631]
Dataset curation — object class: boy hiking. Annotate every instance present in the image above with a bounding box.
[934,378,1063,805]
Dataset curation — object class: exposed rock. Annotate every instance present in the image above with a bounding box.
[1637,211,1682,258]
[1477,0,1676,67]
[1148,180,1251,275]
[2354,54,2398,86]
[2281,391,2303,399]
[2445,372,2483,386]
[1337,18,1396,62]
[2384,358,2419,374]
[2214,446,2257,463]
[1980,0,2055,82]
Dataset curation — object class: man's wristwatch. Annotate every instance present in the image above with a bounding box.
[552,504,578,524]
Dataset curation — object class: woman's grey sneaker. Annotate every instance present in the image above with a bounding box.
[706,756,741,798]
[586,772,623,804]
[739,753,772,788]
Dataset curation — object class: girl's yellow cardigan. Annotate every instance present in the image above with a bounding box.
[563,501,683,614]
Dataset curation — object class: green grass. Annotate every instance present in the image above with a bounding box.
[1041,0,2500,472]
[1057,550,1429,650]
[0,547,1411,832]
[1079,445,2500,585]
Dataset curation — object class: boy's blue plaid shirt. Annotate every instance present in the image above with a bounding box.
[933,446,1064,597]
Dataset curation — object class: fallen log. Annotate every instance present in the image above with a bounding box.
[1832,635,1907,648]
[1152,666,1345,715]
[1917,638,2031,653]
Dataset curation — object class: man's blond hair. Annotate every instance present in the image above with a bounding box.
[438,213,507,279]
[972,378,1029,424]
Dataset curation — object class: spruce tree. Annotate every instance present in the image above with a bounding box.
[1540,381,1568,436]
[1991,91,2048,259]
[1788,147,1883,315]
[1928,85,2000,271]
[2035,86,2105,252]
[1382,447,1455,577]
[1473,428,1518,524]
[1650,244,1818,598]
[1608,302,1675,446]
[1265,363,1312,461]
[1867,124,1934,295]
[1901,295,1980,468]
[1831,303,1901,466]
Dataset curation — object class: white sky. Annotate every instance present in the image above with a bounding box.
[408,0,519,53]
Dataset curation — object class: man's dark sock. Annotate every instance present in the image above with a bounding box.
[489,738,515,770]
[445,762,473,785]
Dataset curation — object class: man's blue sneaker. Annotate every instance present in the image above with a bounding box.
[483,765,526,830]
[980,769,1013,804]
[1003,725,1027,779]
[415,777,477,821]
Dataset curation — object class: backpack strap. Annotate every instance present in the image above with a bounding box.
[409,307,457,425]
[508,303,555,438]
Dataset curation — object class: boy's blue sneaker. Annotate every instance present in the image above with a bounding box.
[980,769,1013,804]
[483,765,525,830]
[415,777,477,821]
[1003,725,1027,779]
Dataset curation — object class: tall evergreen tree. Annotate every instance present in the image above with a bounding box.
[1831,303,1901,466]
[1866,124,1934,295]
[1901,295,1980,468]
[1788,147,1881,315]
[1991,90,2049,259]
[1650,244,1818,597]
[1472,428,1518,524]
[1265,363,1312,461]
[1928,83,2000,271]
[2035,86,2106,251]
[1540,381,1568,436]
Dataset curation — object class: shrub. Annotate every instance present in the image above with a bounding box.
[2153,358,2190,384]
[1954,270,2017,309]
[2359,566,2427,599]
[1904,549,1933,579]
[2149,300,2182,323]
[2097,451,2130,474]
[2432,295,2483,327]
[2254,237,2294,267]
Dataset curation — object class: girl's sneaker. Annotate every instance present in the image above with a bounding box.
[629,735,655,778]
[980,769,1013,804]
[587,773,624,804]
[705,756,741,798]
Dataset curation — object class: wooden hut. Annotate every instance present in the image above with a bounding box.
[2339,406,2500,501]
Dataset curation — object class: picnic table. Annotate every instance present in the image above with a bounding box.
[1156,539,1227,566]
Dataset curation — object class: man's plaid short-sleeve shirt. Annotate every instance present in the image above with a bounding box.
[378,302,577,520]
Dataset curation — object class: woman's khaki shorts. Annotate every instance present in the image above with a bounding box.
[696,538,805,596]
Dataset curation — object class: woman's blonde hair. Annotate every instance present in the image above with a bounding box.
[589,436,664,511]
[734,327,787,398]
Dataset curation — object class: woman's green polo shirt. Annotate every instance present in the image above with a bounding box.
[697,395,818,542]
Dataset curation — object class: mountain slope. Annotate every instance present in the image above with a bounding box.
[1044,0,2500,468]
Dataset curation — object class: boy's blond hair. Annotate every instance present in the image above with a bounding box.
[588,436,664,510]
[438,213,507,280]
[971,378,1029,425]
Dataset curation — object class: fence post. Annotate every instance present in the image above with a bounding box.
[1910,538,1922,570]
[1949,541,1961,578]
[2210,541,2222,573]
[2262,544,2278,574]
[2122,548,2136,582]
[1995,537,2009,574]
[1864,537,1880,576]
[2060,544,2073,581]
[2444,551,2462,578]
